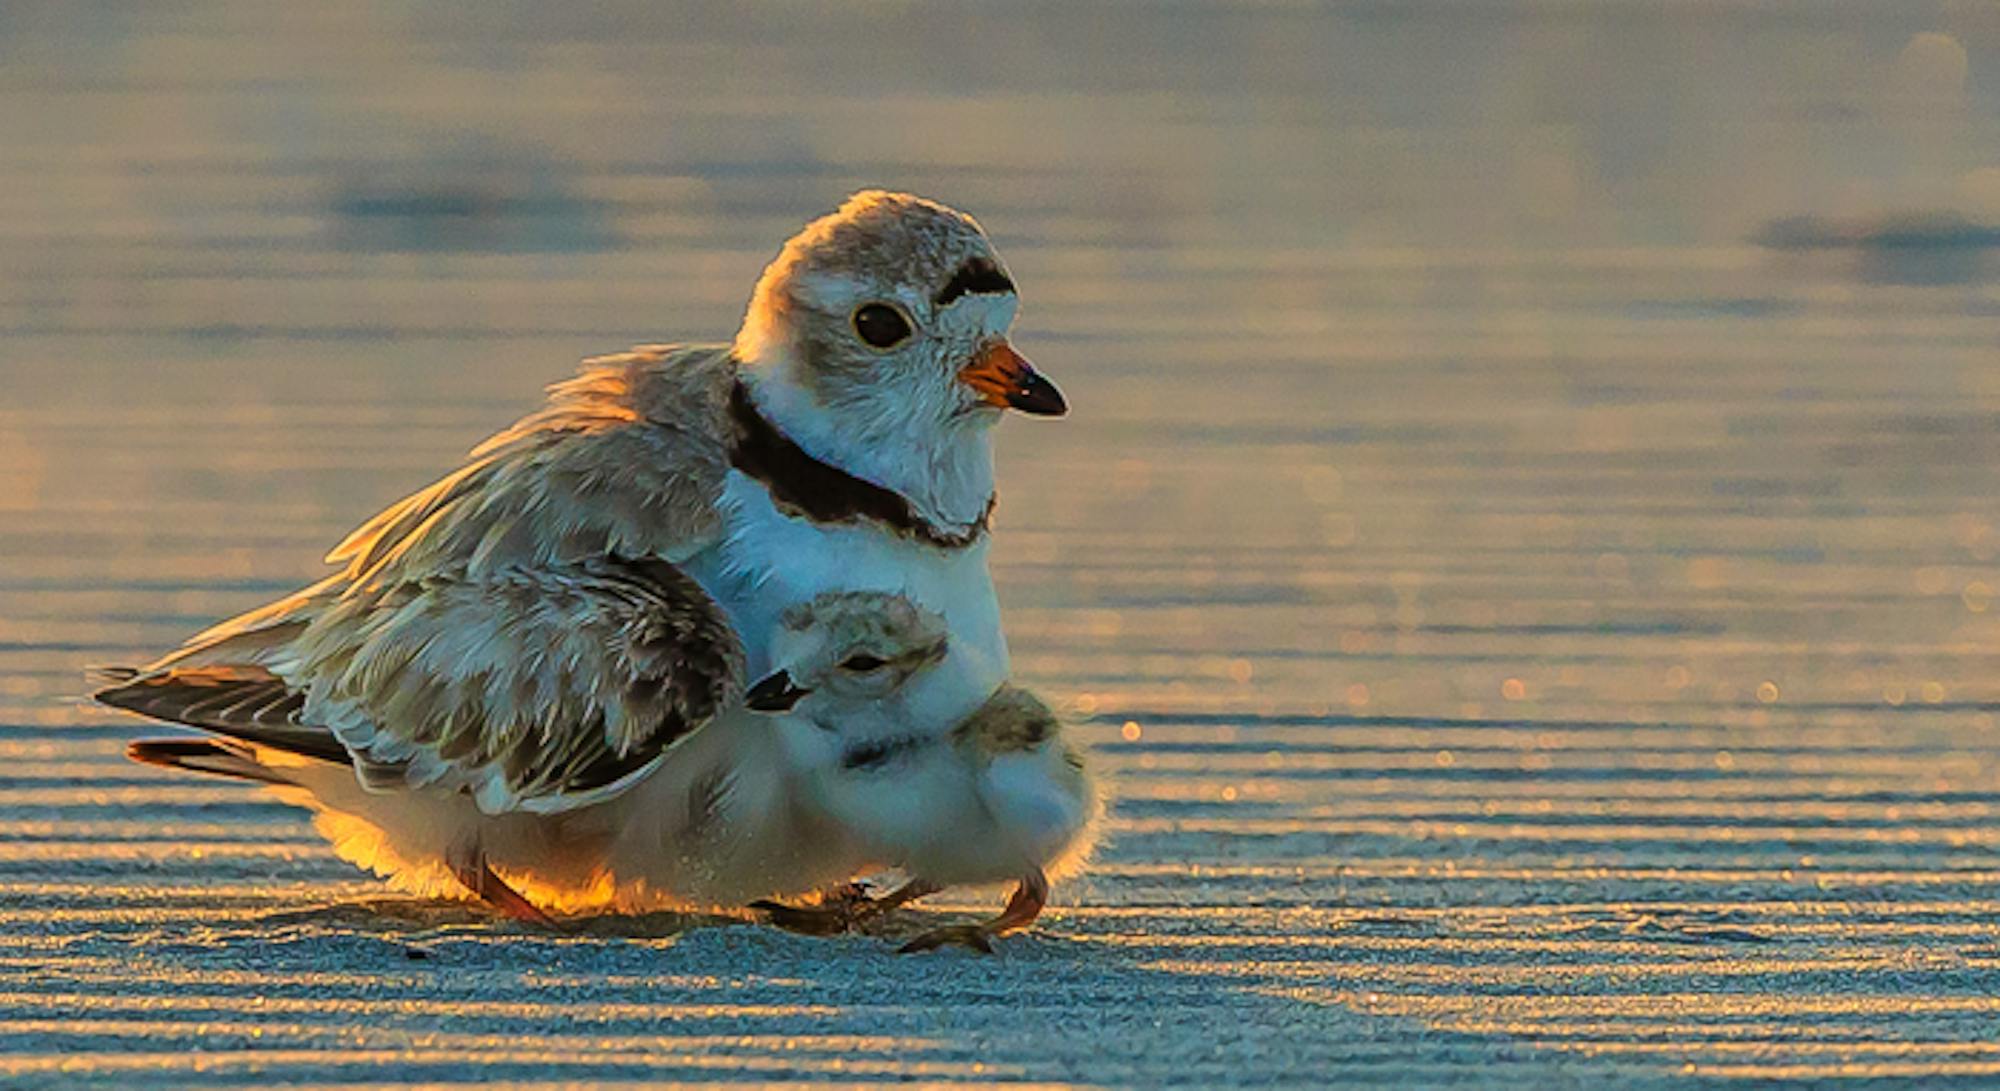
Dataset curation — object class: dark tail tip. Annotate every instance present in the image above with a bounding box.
[87,666,141,699]
[126,737,209,768]
[126,738,292,786]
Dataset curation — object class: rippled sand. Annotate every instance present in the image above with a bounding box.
[6,2,2000,1086]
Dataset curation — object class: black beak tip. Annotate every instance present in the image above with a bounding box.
[1008,371,1068,417]
[744,671,809,713]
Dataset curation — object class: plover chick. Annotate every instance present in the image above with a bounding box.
[742,592,1101,952]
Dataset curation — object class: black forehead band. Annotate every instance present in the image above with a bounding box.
[934,258,1015,306]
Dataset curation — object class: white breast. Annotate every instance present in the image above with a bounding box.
[684,471,1010,726]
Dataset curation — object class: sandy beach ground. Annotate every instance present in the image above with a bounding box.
[6,3,2000,1086]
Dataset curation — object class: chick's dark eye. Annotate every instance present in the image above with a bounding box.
[852,303,912,349]
[840,654,888,673]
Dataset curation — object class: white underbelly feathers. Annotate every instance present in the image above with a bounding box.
[694,470,1009,720]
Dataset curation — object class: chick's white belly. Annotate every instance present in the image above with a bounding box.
[980,752,1095,871]
[816,748,1093,887]
[602,711,868,905]
[816,750,978,875]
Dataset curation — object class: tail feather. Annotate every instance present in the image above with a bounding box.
[93,664,350,766]
[126,738,297,787]
[85,666,139,689]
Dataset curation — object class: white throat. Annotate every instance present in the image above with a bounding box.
[739,357,997,532]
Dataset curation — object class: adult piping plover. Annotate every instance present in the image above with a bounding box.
[741,592,1101,952]
[94,190,1066,919]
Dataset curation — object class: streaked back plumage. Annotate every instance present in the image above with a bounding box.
[102,345,748,814]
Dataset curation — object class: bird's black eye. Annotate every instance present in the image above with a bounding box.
[840,653,888,673]
[851,303,912,349]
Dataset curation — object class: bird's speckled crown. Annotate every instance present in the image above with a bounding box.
[777,589,944,644]
[734,191,999,353]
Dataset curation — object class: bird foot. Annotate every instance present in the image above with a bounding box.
[753,878,940,937]
[752,899,866,936]
[896,868,1048,956]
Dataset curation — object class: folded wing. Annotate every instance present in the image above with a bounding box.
[318,556,743,811]
[95,345,747,814]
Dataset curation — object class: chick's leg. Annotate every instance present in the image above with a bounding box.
[753,877,942,936]
[899,868,1049,954]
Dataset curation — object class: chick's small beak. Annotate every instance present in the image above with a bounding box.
[958,341,1067,417]
[745,670,811,713]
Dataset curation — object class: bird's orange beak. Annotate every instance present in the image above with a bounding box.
[958,341,1067,416]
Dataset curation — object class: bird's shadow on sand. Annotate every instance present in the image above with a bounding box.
[249,893,996,947]
[90,892,1662,1088]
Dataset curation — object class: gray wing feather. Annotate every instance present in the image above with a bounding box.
[96,344,748,814]
[143,344,735,675]
[296,556,744,813]
[98,557,745,814]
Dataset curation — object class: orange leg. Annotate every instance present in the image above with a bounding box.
[448,846,557,927]
[899,868,1048,955]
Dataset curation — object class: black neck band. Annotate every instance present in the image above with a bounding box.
[726,382,990,550]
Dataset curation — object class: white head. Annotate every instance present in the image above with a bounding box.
[732,191,1065,527]
[742,590,950,715]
